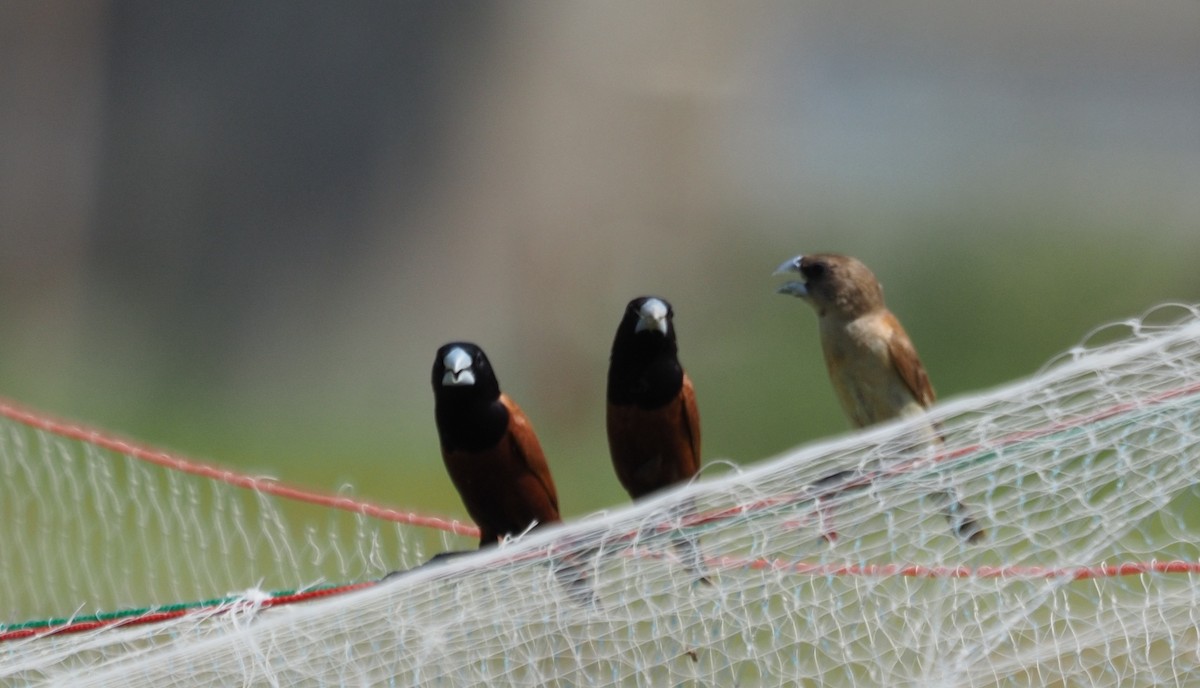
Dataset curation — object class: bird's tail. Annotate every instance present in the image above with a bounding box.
[552,549,601,608]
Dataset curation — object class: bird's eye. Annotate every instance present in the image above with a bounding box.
[801,262,827,280]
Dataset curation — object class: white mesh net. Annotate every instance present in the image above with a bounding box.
[3,303,1200,687]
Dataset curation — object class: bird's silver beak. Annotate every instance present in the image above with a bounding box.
[635,298,670,335]
[774,255,808,297]
[773,255,803,276]
[441,347,476,386]
[776,281,809,297]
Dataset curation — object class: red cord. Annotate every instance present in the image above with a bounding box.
[0,398,480,538]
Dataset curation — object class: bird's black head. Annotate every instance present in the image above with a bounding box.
[616,296,677,343]
[432,342,501,400]
[774,253,885,318]
[608,296,684,407]
[432,342,510,451]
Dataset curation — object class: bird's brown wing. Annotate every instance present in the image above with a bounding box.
[606,382,702,499]
[501,394,561,518]
[882,310,936,408]
[678,374,702,477]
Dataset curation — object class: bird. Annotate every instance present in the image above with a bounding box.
[606,296,706,577]
[414,342,592,602]
[774,253,985,543]
[433,342,561,548]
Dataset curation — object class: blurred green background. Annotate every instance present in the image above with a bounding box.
[1,1,1197,525]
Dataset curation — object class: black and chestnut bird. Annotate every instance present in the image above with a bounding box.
[774,253,985,543]
[425,342,594,603]
[606,296,705,575]
[432,342,561,549]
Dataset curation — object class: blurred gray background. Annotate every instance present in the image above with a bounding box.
[2,1,1197,519]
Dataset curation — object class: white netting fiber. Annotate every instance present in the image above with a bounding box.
[3,303,1200,686]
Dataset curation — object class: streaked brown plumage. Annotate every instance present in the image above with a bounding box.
[775,253,985,543]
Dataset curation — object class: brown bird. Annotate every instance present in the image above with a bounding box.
[775,253,985,543]
[606,296,706,576]
[433,342,561,547]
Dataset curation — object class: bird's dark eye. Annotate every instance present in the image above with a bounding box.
[801,261,827,280]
